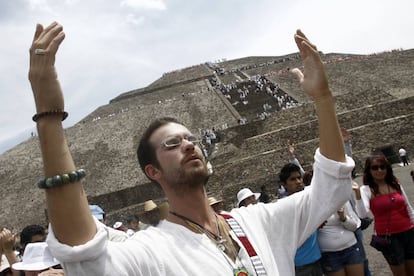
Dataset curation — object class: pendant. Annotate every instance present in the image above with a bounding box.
[233,267,250,276]
[217,243,226,252]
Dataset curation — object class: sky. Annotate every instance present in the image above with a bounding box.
[1,0,414,154]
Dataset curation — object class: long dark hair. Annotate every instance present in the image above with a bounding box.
[362,152,401,195]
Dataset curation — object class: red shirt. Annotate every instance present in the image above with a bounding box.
[370,192,414,235]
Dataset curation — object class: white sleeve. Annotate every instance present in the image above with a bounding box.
[341,202,359,231]
[47,219,149,276]
[401,185,414,223]
[355,185,371,218]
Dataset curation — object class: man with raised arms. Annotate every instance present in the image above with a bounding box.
[28,22,353,275]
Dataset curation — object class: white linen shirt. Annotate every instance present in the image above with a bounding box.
[47,149,354,276]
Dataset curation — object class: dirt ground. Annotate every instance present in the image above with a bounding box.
[353,163,414,276]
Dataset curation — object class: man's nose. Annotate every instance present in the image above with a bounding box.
[182,138,196,150]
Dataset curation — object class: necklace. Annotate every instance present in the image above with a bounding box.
[170,211,250,276]
[169,211,227,250]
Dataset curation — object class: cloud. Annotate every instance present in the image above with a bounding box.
[120,0,167,10]
[125,13,145,25]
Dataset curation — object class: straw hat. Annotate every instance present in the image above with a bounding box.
[208,197,223,206]
[12,242,60,271]
[236,188,260,207]
[143,200,158,212]
[139,200,169,224]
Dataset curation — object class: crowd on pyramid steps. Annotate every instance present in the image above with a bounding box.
[209,73,298,124]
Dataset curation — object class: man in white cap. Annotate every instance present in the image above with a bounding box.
[28,23,353,275]
[12,242,62,276]
[236,188,260,207]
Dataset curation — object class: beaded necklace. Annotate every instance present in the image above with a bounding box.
[169,211,250,276]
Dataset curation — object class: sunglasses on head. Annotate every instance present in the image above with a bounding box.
[371,165,386,171]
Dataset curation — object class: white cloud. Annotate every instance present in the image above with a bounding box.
[26,0,55,14]
[125,13,145,25]
[120,0,166,10]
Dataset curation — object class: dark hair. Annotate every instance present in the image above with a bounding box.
[363,153,401,195]
[137,117,181,176]
[126,214,139,224]
[20,224,45,247]
[279,163,301,183]
[302,170,313,186]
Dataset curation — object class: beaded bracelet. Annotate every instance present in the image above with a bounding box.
[37,169,86,189]
[32,110,68,122]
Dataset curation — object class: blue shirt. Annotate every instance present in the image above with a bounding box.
[294,231,321,267]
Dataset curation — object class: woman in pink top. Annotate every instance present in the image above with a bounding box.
[355,153,414,276]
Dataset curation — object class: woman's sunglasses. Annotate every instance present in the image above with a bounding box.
[370,165,386,171]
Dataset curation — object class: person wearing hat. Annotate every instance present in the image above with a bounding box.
[112,222,126,232]
[88,205,105,222]
[207,197,224,214]
[19,225,46,256]
[236,188,260,207]
[28,24,354,275]
[139,200,169,227]
[12,242,62,276]
[88,205,128,242]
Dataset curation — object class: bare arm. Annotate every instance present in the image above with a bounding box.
[287,141,306,176]
[291,30,345,162]
[29,22,95,245]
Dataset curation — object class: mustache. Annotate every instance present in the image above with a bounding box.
[182,151,205,164]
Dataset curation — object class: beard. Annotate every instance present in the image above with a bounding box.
[167,160,209,197]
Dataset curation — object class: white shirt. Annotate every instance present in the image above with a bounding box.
[399,148,407,157]
[318,201,359,252]
[47,149,354,276]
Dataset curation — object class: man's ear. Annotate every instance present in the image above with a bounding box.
[145,164,161,181]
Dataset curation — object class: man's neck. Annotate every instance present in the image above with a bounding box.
[166,187,215,230]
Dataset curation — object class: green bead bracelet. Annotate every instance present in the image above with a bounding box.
[37,169,86,189]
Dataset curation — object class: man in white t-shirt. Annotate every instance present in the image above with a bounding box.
[29,23,353,275]
[399,147,409,166]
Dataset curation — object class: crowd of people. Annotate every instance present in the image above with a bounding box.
[216,138,414,276]
[209,74,297,111]
[209,73,298,125]
[1,22,413,276]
